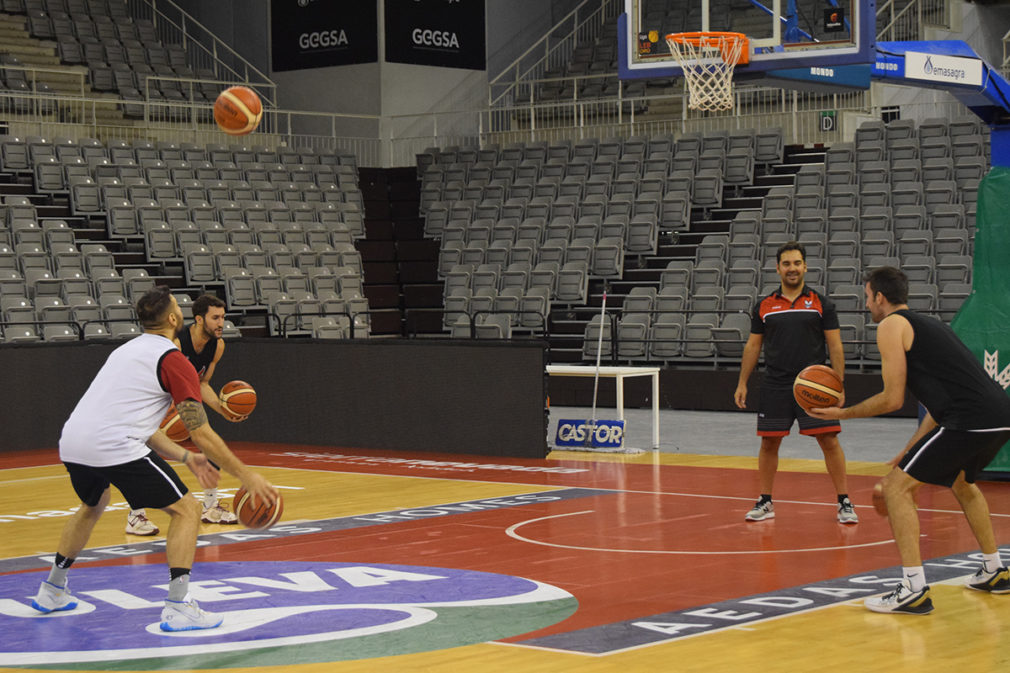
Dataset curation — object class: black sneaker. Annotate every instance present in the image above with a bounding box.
[865,583,933,615]
[965,567,1010,594]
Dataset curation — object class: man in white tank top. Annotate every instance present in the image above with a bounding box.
[30,286,279,632]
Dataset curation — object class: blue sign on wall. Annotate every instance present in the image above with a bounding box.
[554,419,626,449]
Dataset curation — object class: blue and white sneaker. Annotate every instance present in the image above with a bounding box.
[865,582,933,615]
[160,596,223,632]
[31,580,78,613]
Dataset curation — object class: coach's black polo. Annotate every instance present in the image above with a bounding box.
[750,286,839,386]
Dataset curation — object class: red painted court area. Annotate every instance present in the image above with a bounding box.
[7,440,1010,654]
[6,444,1010,648]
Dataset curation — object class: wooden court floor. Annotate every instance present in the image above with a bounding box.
[1,443,1009,672]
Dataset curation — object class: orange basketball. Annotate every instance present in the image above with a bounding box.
[233,487,283,529]
[220,380,256,417]
[160,405,189,442]
[872,482,888,516]
[793,364,843,412]
[214,86,262,136]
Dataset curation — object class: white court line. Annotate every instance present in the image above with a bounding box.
[506,510,897,555]
[6,458,1010,521]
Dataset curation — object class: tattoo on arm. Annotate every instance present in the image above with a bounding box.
[177,399,208,432]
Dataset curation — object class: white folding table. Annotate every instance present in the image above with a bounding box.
[545,365,661,449]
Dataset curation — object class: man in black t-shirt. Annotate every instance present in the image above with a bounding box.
[734,242,856,524]
[812,267,1010,615]
[126,295,246,533]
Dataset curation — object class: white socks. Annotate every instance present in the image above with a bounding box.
[982,552,1002,573]
[903,566,926,592]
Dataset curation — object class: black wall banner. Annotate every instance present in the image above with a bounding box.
[384,0,486,70]
[271,0,378,72]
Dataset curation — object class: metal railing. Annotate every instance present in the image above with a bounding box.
[877,0,951,42]
[131,0,276,104]
[0,89,383,166]
[0,64,87,97]
[489,0,622,108]
[389,86,872,161]
[1003,28,1010,77]
[143,76,276,114]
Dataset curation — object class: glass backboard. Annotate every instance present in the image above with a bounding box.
[622,0,874,80]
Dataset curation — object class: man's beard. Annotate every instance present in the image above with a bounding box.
[782,273,803,289]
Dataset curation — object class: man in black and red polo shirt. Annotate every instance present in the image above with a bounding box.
[734,241,857,524]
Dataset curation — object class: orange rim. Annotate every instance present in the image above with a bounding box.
[665,31,750,65]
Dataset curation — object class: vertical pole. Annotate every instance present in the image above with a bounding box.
[587,291,608,447]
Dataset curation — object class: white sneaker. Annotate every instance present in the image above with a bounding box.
[31,580,78,613]
[160,596,223,632]
[837,498,859,524]
[745,500,774,521]
[865,582,933,615]
[126,512,160,536]
[201,501,238,524]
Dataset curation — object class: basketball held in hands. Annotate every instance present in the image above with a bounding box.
[219,380,256,418]
[793,365,844,413]
[160,405,189,442]
[233,487,283,529]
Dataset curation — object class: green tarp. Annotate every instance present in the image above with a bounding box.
[951,165,1010,474]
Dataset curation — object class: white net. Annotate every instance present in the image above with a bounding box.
[665,33,745,112]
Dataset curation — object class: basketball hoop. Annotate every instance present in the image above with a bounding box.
[665,32,749,112]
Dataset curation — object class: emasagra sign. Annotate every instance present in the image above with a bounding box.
[0,562,576,667]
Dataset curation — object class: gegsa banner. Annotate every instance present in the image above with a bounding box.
[272,0,378,71]
[385,0,486,70]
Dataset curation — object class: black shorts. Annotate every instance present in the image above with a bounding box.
[899,426,1010,487]
[756,383,841,437]
[64,451,190,510]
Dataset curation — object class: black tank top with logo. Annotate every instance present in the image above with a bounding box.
[897,309,1010,430]
[177,325,217,378]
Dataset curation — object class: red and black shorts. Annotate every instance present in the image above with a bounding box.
[900,426,1010,486]
[756,383,841,437]
[64,451,190,510]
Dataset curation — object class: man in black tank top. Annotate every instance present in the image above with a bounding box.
[126,295,247,533]
[810,267,1010,615]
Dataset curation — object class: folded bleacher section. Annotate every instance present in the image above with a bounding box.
[0,134,367,343]
[419,116,985,364]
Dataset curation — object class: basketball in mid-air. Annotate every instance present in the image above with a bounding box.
[160,405,189,442]
[214,86,262,136]
[793,365,843,413]
[220,380,256,417]
[233,487,283,529]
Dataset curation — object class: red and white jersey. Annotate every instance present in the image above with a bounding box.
[60,333,203,466]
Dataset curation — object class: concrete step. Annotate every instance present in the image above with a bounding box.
[4,44,58,61]
[0,34,42,48]
[0,15,27,31]
[0,27,29,42]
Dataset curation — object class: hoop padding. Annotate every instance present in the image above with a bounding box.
[665,32,749,112]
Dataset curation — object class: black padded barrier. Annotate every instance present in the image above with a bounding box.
[0,339,550,458]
